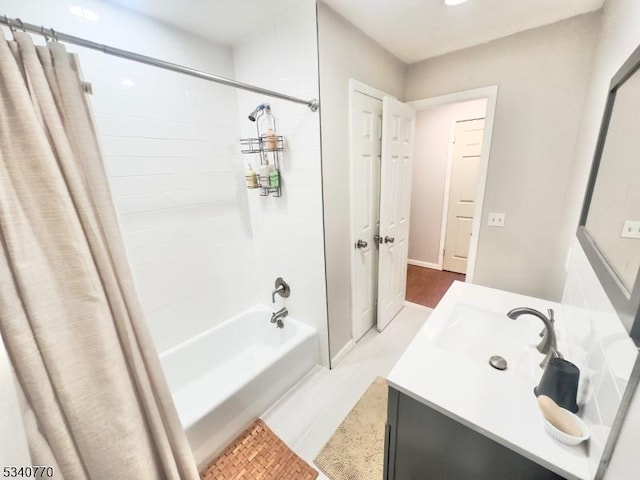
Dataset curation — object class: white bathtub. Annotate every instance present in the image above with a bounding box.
[160,305,317,467]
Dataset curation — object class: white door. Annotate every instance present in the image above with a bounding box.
[377,96,415,332]
[351,91,383,340]
[443,118,485,274]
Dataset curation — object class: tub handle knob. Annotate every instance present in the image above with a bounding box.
[272,277,290,303]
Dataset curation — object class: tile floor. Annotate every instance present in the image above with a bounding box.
[261,304,432,478]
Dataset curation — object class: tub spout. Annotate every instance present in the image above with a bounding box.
[271,307,288,328]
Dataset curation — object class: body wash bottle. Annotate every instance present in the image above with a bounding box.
[258,163,272,188]
[269,168,280,188]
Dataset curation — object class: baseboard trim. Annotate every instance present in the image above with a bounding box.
[407,259,441,270]
[331,339,355,368]
[405,301,434,312]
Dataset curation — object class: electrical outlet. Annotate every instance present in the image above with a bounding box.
[621,220,640,239]
[488,213,505,227]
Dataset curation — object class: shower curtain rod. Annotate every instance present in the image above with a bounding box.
[0,15,319,112]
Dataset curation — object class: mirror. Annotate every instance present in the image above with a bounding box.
[577,42,640,341]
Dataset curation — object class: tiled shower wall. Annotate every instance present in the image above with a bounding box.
[234,0,330,366]
[7,0,259,353]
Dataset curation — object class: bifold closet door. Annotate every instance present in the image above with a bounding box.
[377,96,415,332]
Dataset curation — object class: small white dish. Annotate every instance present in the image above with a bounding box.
[543,411,590,446]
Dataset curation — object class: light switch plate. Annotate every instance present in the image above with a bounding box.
[620,220,640,239]
[488,213,505,227]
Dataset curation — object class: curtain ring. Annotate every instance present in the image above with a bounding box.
[4,15,16,33]
[50,27,59,42]
[15,18,25,32]
[41,25,50,42]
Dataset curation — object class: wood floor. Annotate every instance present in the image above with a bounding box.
[405,265,465,308]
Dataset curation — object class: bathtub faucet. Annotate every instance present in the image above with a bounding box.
[271,307,288,329]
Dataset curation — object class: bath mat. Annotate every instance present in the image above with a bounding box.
[314,377,388,480]
[200,419,318,480]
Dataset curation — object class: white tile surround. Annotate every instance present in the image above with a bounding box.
[261,306,430,478]
[562,239,638,477]
[95,48,258,354]
[233,0,330,366]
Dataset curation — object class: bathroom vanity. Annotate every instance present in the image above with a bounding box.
[384,282,599,480]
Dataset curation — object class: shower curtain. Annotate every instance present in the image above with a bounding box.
[0,31,199,479]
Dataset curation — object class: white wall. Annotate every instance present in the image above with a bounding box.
[558,0,640,477]
[2,0,260,354]
[406,13,600,301]
[317,1,407,361]
[233,0,329,366]
[409,99,487,267]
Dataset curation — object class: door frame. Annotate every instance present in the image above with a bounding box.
[408,85,498,283]
[347,79,390,354]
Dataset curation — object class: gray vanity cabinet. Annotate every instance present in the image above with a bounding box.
[384,387,565,480]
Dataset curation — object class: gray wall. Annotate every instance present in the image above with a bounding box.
[558,0,640,292]
[317,2,406,361]
[405,13,600,300]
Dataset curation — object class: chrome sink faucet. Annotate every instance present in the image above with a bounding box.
[507,307,563,369]
[271,307,288,328]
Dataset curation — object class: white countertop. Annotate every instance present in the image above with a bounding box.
[387,282,591,480]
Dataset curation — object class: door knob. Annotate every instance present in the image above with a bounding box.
[356,239,368,249]
[384,236,395,244]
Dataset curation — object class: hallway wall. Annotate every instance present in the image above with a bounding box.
[405,13,600,300]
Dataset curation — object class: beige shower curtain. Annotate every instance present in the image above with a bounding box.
[0,31,199,479]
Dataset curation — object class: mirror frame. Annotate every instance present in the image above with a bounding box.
[577,41,640,343]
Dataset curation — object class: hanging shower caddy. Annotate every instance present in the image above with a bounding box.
[241,104,284,197]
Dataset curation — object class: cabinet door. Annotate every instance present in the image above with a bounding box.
[387,388,564,480]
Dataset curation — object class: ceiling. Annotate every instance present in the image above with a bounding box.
[322,0,605,63]
[105,0,605,63]
[104,0,309,45]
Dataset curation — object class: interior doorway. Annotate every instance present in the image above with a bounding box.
[443,117,486,274]
[405,87,498,308]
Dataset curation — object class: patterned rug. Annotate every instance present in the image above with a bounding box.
[314,377,388,480]
[200,419,318,480]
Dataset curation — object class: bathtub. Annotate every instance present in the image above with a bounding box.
[159,305,317,467]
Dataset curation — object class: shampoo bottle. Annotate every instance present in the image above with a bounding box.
[245,164,258,189]
[263,128,278,151]
[258,106,278,150]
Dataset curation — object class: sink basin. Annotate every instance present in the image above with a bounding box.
[434,304,542,381]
